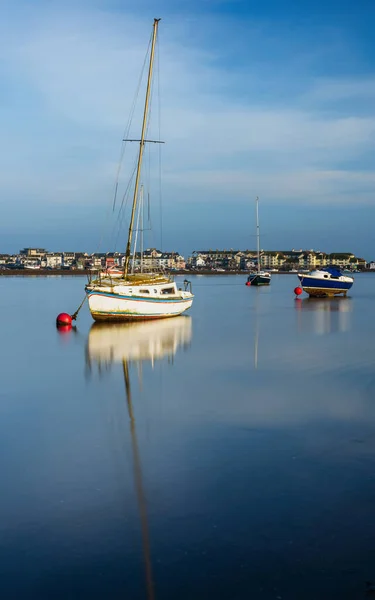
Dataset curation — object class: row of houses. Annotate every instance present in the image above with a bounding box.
[0,247,372,271]
[0,248,186,270]
[188,249,368,270]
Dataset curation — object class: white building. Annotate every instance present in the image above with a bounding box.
[46,253,63,268]
[63,252,75,267]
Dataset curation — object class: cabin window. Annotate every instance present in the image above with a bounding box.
[161,287,175,294]
[139,289,150,294]
[154,289,158,294]
[324,275,328,278]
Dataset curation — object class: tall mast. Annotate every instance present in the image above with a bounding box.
[256,196,260,274]
[131,184,143,274]
[124,18,160,278]
[140,185,144,273]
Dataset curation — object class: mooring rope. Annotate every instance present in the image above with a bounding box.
[71,295,88,321]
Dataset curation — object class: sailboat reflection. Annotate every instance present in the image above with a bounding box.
[86,316,192,600]
[295,297,352,335]
[87,316,192,367]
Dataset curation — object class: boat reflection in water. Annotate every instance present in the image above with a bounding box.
[86,316,192,600]
[87,315,192,368]
[295,296,352,335]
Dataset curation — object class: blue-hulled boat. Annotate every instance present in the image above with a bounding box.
[297,266,354,297]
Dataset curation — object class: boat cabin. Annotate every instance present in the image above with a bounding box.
[131,283,178,297]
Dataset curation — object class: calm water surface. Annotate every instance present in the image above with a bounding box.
[1,274,375,599]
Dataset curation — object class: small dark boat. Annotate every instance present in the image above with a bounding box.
[247,271,271,286]
[246,196,271,287]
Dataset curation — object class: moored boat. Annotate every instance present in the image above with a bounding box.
[247,271,271,286]
[85,19,194,321]
[246,196,271,287]
[86,274,193,321]
[297,266,354,297]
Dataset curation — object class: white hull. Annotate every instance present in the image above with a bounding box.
[87,292,193,320]
[86,278,193,321]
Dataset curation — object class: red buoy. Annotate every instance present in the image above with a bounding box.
[294,286,303,296]
[56,312,72,326]
[246,281,251,286]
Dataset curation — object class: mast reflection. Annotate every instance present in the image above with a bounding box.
[85,316,192,599]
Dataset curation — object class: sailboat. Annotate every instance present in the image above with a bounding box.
[85,19,194,321]
[246,196,271,286]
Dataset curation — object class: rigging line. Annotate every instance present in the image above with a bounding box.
[120,56,155,256]
[117,155,138,223]
[112,155,138,251]
[135,47,159,256]
[112,182,132,252]
[113,192,132,253]
[140,185,144,273]
[142,52,157,249]
[112,34,153,213]
[131,185,143,274]
[95,34,153,254]
[113,192,130,253]
[147,131,151,214]
[157,35,163,252]
[144,71,154,211]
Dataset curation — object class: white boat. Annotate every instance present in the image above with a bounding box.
[85,19,194,321]
[246,196,271,286]
[86,275,193,321]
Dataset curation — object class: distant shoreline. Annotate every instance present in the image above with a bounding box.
[0,269,295,277]
[0,269,371,277]
[0,269,93,276]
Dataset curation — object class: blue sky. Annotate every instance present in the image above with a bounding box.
[1,0,375,257]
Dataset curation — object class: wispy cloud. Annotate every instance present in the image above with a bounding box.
[1,0,375,250]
